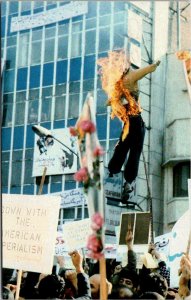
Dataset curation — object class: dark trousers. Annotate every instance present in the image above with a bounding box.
[108,115,146,184]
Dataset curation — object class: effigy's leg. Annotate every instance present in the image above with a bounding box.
[108,132,131,176]
[121,116,146,202]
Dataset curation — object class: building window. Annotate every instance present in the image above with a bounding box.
[58,36,68,60]
[55,96,66,120]
[6,46,16,70]
[18,33,29,67]
[44,38,55,63]
[71,23,82,58]
[85,30,96,55]
[68,93,79,119]
[173,162,190,197]
[2,93,13,127]
[31,41,42,65]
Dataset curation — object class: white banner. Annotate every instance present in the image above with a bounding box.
[128,10,142,43]
[55,188,87,208]
[154,232,171,263]
[62,218,92,251]
[105,205,127,235]
[2,194,60,274]
[11,2,88,32]
[32,128,78,177]
[169,209,191,288]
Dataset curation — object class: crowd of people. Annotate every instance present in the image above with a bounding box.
[2,229,191,300]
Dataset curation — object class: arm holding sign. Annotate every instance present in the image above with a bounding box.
[69,250,92,300]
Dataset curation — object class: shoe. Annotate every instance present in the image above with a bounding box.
[121,182,133,203]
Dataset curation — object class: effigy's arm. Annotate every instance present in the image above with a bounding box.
[124,61,160,84]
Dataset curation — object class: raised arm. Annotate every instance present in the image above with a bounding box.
[69,250,92,300]
[123,61,161,84]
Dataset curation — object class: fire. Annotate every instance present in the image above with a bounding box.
[97,50,141,140]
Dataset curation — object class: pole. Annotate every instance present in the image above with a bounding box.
[53,137,78,157]
[15,270,22,300]
[38,167,47,195]
[142,151,154,244]
[99,256,108,300]
[177,1,181,50]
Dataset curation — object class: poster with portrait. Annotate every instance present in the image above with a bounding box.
[32,128,78,176]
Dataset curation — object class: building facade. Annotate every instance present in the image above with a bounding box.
[2,1,189,237]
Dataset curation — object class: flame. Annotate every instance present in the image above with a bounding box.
[97,50,141,140]
[176,50,191,61]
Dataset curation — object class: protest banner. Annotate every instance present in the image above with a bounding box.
[169,208,191,287]
[62,218,92,251]
[32,128,78,176]
[2,194,60,274]
[53,188,87,208]
[105,204,127,235]
[154,232,172,264]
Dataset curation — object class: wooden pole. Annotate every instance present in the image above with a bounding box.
[15,270,22,300]
[14,167,47,299]
[186,229,191,255]
[38,167,47,195]
[99,255,108,300]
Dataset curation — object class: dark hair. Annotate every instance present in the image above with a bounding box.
[118,269,139,287]
[140,273,168,297]
[2,269,14,286]
[38,274,65,299]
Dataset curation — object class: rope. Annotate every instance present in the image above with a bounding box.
[142,151,154,244]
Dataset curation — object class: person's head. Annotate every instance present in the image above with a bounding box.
[118,269,139,292]
[140,272,168,298]
[89,274,112,299]
[2,287,14,300]
[38,274,65,299]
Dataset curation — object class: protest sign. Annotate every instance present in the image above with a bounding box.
[104,168,123,199]
[2,194,60,274]
[53,188,87,208]
[154,232,171,264]
[169,209,191,288]
[105,204,127,235]
[119,212,151,245]
[62,218,92,251]
[32,128,78,176]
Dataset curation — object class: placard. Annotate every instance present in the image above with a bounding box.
[105,204,127,235]
[119,212,151,245]
[32,128,78,176]
[104,168,123,199]
[2,194,61,274]
[53,188,87,208]
[169,209,191,288]
[62,218,92,251]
